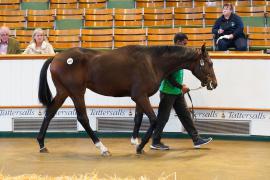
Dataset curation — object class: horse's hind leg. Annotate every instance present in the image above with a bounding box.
[131,104,143,145]
[71,95,111,156]
[37,93,67,152]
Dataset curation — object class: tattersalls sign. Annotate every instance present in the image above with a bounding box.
[0,107,269,136]
[193,110,267,121]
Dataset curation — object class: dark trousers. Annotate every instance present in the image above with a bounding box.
[152,92,199,144]
[217,37,247,51]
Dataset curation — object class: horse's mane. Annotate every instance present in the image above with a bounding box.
[123,45,198,59]
[77,47,100,54]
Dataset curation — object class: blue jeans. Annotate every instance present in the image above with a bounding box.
[217,37,247,51]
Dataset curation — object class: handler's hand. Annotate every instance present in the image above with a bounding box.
[182,84,190,94]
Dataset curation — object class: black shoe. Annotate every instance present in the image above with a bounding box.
[194,137,212,148]
[150,142,170,150]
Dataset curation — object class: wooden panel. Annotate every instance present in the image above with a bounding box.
[248,27,270,33]
[84,9,113,28]
[249,41,270,46]
[49,36,80,42]
[181,27,212,34]
[194,1,222,7]
[56,9,83,20]
[85,21,113,27]
[114,41,146,48]
[249,34,270,39]
[0,10,25,16]
[114,28,146,35]
[144,20,173,27]
[148,28,180,34]
[28,22,54,29]
[114,35,146,41]
[81,29,113,35]
[82,36,112,41]
[0,22,25,29]
[81,29,113,49]
[0,10,26,29]
[136,0,164,8]
[148,41,174,46]
[186,40,213,47]
[50,0,77,9]
[50,42,80,49]
[114,14,143,27]
[148,34,175,41]
[78,0,106,8]
[175,6,204,13]
[0,4,20,10]
[166,1,192,7]
[82,42,112,49]
[49,29,81,35]
[144,8,173,27]
[0,0,20,10]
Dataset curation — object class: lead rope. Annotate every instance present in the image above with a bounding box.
[186,86,203,120]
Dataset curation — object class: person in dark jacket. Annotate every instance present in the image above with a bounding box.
[212,3,247,51]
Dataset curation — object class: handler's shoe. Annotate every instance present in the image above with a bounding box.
[150,142,170,150]
[193,137,212,148]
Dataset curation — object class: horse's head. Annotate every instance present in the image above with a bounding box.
[192,44,217,90]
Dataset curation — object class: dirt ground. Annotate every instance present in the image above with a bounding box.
[0,138,269,180]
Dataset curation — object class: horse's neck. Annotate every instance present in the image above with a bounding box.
[154,52,197,78]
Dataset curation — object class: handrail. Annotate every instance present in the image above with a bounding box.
[0,105,270,111]
[0,52,270,60]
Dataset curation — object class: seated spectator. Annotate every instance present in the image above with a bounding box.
[23,28,55,54]
[0,26,20,54]
[212,3,247,51]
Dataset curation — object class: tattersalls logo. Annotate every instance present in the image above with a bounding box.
[0,109,35,116]
[194,110,218,119]
[192,110,268,121]
[228,111,266,120]
[89,109,126,116]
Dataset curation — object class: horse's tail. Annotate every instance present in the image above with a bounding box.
[38,57,54,107]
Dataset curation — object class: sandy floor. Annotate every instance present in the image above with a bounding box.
[0,138,269,180]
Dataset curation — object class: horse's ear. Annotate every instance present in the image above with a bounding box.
[201,43,206,54]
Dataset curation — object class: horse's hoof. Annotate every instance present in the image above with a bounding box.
[40,147,49,153]
[101,151,111,156]
[136,147,144,155]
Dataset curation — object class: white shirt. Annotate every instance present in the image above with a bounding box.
[23,41,55,54]
[0,43,8,55]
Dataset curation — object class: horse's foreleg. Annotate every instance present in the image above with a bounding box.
[71,95,111,156]
[37,93,67,153]
[131,104,143,145]
[132,96,157,154]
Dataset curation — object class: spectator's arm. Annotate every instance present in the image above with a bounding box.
[167,74,183,89]
[232,15,244,38]
[212,18,221,35]
[48,44,55,54]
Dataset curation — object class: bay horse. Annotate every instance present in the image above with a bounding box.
[37,44,217,155]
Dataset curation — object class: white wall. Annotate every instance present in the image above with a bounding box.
[0,58,270,109]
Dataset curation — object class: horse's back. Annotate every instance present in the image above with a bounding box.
[49,46,160,97]
[49,48,100,90]
[86,46,160,96]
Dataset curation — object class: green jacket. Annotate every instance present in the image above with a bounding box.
[159,69,183,95]
[7,37,20,54]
